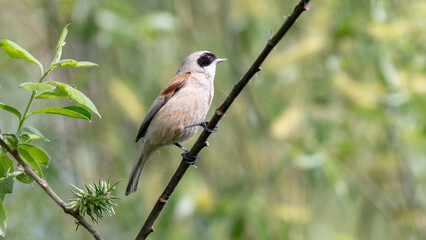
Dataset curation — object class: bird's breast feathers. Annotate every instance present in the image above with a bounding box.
[143,72,213,145]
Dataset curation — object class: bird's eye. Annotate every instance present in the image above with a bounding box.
[197,53,216,67]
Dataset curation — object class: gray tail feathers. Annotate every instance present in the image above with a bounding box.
[125,144,154,196]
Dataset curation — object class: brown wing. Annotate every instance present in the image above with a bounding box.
[135,72,190,142]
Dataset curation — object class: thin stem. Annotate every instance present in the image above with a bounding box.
[17,91,36,134]
[17,67,52,133]
[0,138,104,240]
[135,0,311,239]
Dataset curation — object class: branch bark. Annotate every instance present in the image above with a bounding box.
[0,139,103,240]
[136,0,311,239]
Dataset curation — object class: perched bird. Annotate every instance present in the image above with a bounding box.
[125,51,226,195]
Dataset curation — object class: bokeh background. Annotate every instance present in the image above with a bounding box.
[1,0,426,239]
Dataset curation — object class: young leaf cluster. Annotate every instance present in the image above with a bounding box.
[0,24,100,236]
[67,178,120,225]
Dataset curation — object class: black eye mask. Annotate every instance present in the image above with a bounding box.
[197,52,217,67]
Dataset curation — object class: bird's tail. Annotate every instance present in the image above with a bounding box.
[125,142,154,196]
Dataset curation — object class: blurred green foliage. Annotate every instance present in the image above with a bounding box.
[0,0,425,239]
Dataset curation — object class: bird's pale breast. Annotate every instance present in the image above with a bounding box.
[144,73,213,147]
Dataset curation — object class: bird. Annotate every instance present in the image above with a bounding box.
[125,51,226,195]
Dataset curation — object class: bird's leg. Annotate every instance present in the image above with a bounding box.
[174,143,189,152]
[174,143,199,165]
[181,152,199,165]
[184,121,219,133]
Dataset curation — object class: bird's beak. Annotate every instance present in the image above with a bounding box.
[216,58,227,63]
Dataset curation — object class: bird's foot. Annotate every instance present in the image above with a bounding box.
[185,121,219,133]
[174,143,199,164]
[181,152,199,165]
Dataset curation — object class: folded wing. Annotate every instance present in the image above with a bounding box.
[135,72,190,142]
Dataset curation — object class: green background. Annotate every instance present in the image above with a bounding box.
[1,0,426,239]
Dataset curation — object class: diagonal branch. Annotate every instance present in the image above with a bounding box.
[136,0,311,239]
[0,139,104,240]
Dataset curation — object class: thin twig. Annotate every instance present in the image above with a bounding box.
[0,139,104,240]
[135,0,311,239]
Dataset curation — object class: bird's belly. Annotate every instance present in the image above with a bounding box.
[145,87,211,146]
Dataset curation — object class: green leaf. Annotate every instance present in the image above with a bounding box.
[53,59,78,68]
[63,106,92,120]
[2,134,19,150]
[20,134,48,143]
[0,155,13,176]
[52,59,98,69]
[0,155,14,195]
[16,173,33,184]
[0,199,7,237]
[18,144,50,166]
[47,81,101,118]
[0,102,21,120]
[0,39,43,73]
[17,146,43,178]
[35,87,68,99]
[23,126,49,142]
[76,61,98,68]
[52,23,70,64]
[0,179,13,196]
[18,82,55,92]
[30,106,92,122]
